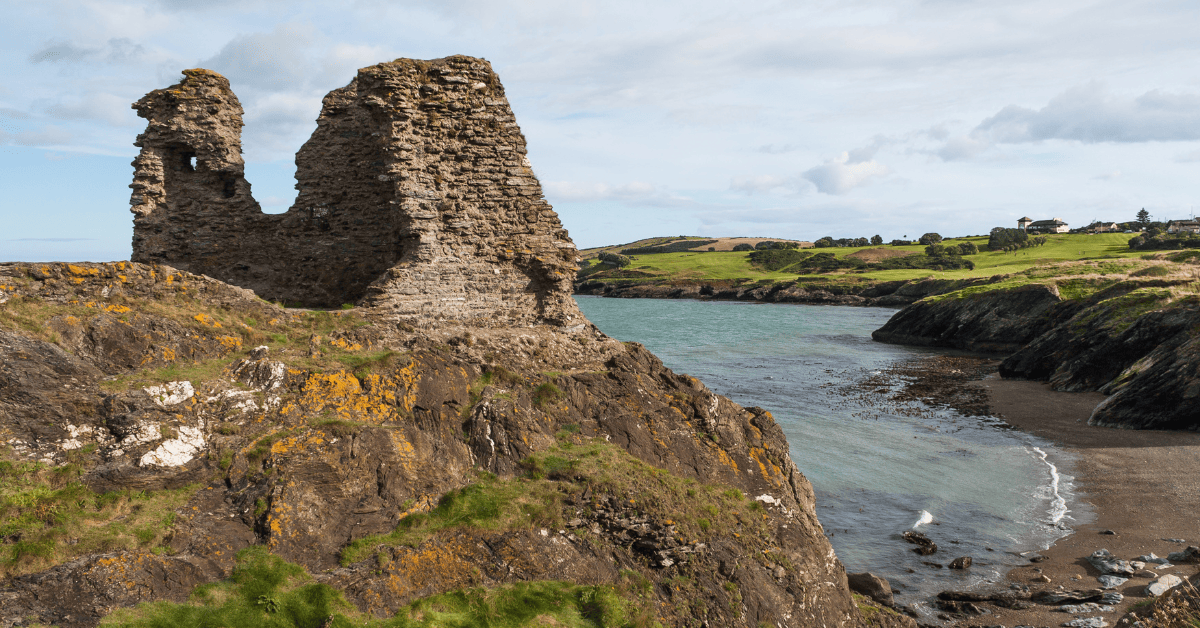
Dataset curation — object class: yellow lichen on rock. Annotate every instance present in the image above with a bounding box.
[296,371,398,423]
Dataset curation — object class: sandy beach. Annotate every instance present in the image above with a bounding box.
[962,374,1200,627]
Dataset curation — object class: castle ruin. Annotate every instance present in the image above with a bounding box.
[129,56,581,325]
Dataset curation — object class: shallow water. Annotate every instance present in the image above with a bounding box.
[574,296,1086,604]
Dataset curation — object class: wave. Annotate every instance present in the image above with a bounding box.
[912,510,933,529]
[1032,446,1069,524]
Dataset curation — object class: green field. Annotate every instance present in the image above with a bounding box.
[579,233,1152,285]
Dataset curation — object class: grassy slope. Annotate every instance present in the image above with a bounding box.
[580,233,1148,284]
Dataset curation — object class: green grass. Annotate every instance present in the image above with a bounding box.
[579,233,1149,286]
[342,440,776,567]
[102,547,660,627]
[0,454,196,577]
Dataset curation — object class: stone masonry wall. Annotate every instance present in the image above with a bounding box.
[130,56,582,326]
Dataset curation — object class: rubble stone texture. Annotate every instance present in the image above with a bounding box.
[130,56,581,325]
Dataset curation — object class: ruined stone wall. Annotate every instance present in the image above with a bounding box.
[130,56,581,326]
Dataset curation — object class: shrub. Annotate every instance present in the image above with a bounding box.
[748,248,813,271]
[889,239,911,246]
[732,243,753,252]
[619,239,717,255]
[813,237,834,248]
[918,233,943,245]
[871,235,883,245]
[956,241,979,255]
[988,227,1029,251]
[597,251,631,267]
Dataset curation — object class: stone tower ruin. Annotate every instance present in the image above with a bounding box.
[129,56,581,325]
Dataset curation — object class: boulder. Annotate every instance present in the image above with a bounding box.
[1167,546,1200,563]
[847,572,894,606]
[1097,575,1128,589]
[1087,549,1136,576]
[949,556,973,569]
[1146,574,1183,596]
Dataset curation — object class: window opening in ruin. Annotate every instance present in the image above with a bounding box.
[188,155,196,170]
[244,162,300,215]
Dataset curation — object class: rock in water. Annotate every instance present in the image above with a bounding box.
[949,556,973,569]
[847,572,894,605]
[902,530,939,555]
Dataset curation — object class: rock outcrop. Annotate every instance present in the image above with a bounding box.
[871,279,1200,430]
[871,284,1063,353]
[130,57,580,325]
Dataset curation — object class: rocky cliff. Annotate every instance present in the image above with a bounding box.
[0,58,907,628]
[576,276,999,307]
[872,278,1200,430]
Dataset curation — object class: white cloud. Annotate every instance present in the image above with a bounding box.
[936,134,991,161]
[1175,149,1200,163]
[1094,170,1121,181]
[43,92,139,126]
[28,38,146,64]
[730,174,792,194]
[0,124,75,147]
[200,23,319,91]
[975,83,1200,145]
[800,152,891,195]
[544,180,659,203]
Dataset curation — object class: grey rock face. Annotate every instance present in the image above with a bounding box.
[1088,549,1136,576]
[130,57,582,326]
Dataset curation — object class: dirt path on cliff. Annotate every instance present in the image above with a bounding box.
[967,375,1200,628]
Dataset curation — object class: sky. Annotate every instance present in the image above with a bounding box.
[3,0,1200,261]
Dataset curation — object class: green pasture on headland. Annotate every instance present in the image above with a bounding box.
[578,233,1156,285]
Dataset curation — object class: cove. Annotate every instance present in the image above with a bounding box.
[575,295,1084,604]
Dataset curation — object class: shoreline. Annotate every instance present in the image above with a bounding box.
[960,374,1200,627]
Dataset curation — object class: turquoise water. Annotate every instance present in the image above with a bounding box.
[575,296,1082,605]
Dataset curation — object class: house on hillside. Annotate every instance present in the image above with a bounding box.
[1026,218,1069,234]
[1018,217,1033,231]
[1167,219,1200,234]
[1086,221,1120,233]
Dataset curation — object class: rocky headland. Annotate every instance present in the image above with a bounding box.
[872,278,1200,430]
[0,58,913,628]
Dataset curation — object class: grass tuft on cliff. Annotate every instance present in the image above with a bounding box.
[0,451,196,577]
[102,546,660,627]
[341,439,776,566]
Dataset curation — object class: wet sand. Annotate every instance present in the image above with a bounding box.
[967,374,1200,627]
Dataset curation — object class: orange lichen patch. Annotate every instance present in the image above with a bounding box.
[710,442,740,472]
[64,315,80,325]
[377,541,478,604]
[296,371,399,423]
[118,274,129,283]
[269,432,326,456]
[103,304,132,314]
[749,447,783,485]
[193,313,221,327]
[66,264,100,277]
[328,336,363,351]
[393,360,420,415]
[218,335,242,351]
[387,431,419,471]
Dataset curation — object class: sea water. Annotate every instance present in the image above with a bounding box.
[574,296,1085,605]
